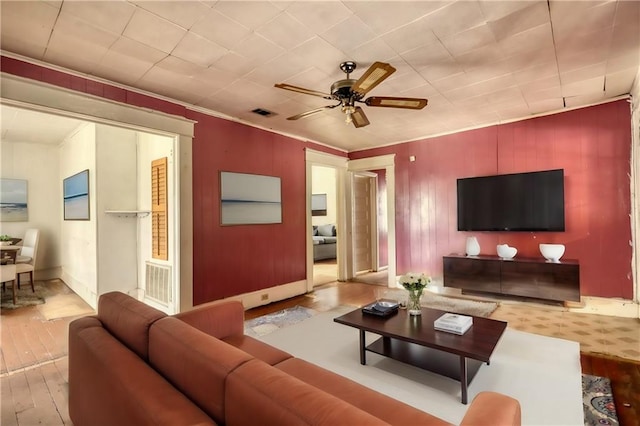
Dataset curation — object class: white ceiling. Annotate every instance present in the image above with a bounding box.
[1,1,639,152]
[1,105,84,145]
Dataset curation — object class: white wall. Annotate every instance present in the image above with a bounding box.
[137,132,175,310]
[0,139,62,279]
[60,123,98,307]
[95,124,139,296]
[311,165,337,227]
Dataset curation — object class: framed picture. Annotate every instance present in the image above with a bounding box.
[0,178,28,222]
[220,171,282,225]
[311,193,327,216]
[63,169,90,220]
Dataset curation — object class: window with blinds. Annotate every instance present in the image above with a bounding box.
[151,157,168,260]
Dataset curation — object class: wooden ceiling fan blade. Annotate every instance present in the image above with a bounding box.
[351,107,370,128]
[287,105,338,121]
[350,62,396,96]
[365,96,428,109]
[274,83,333,99]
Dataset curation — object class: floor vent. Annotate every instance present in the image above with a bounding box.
[145,262,172,305]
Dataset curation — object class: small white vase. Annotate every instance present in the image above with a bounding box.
[466,236,480,256]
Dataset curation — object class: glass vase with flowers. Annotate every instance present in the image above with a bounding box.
[399,272,431,315]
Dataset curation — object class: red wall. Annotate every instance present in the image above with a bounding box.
[351,101,633,299]
[3,56,632,300]
[186,111,307,303]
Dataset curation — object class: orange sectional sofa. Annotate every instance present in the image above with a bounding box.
[69,292,521,426]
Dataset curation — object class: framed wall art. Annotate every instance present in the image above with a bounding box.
[63,169,90,220]
[311,193,327,216]
[0,178,28,222]
[220,171,281,225]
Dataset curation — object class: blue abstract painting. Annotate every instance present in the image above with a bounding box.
[0,178,28,222]
[64,169,90,220]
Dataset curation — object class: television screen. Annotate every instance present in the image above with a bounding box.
[457,169,565,232]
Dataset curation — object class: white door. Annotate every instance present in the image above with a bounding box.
[353,174,375,274]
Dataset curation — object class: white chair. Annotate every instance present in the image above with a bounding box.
[15,229,38,292]
[16,229,39,264]
[1,264,18,305]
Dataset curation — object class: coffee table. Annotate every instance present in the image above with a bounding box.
[333,305,507,404]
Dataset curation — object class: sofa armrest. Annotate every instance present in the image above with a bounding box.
[174,299,245,340]
[460,392,521,426]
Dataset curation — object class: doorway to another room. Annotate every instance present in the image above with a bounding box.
[350,170,388,287]
[311,165,338,286]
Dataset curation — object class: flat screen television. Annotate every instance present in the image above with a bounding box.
[457,169,565,232]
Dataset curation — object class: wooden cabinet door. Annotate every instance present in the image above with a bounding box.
[443,256,501,294]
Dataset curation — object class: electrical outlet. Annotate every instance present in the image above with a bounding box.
[261,293,269,301]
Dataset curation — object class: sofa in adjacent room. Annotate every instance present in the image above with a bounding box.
[313,223,337,261]
[69,291,522,426]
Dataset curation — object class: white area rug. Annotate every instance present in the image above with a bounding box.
[258,306,584,426]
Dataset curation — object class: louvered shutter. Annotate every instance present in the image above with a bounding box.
[151,157,168,260]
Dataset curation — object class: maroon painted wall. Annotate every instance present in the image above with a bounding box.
[186,111,308,304]
[351,101,633,299]
[3,56,632,300]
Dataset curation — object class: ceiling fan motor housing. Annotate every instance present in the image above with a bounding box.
[331,79,363,106]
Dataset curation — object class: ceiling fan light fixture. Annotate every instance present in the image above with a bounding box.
[342,105,356,124]
[274,61,427,128]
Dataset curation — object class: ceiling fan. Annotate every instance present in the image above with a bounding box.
[274,61,428,128]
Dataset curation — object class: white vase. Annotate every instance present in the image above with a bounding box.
[466,236,480,256]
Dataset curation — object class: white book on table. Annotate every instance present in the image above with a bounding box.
[434,320,473,335]
[434,313,473,329]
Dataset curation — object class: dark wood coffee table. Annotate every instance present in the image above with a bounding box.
[334,305,507,404]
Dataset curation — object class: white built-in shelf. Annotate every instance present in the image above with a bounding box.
[104,210,151,218]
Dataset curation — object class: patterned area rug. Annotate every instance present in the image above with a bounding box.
[244,305,317,337]
[582,374,619,425]
[0,281,45,309]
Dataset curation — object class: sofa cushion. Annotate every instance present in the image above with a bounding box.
[275,358,451,425]
[321,236,337,244]
[223,334,292,366]
[312,236,325,244]
[69,325,214,426]
[317,224,334,237]
[226,359,388,426]
[149,317,253,424]
[97,291,166,361]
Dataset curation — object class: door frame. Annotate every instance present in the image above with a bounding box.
[305,149,348,292]
[1,74,194,312]
[347,154,396,288]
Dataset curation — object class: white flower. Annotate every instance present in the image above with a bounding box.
[399,272,431,291]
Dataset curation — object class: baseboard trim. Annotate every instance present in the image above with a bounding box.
[60,271,97,309]
[226,280,308,310]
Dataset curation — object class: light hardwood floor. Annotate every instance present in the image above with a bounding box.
[1,278,638,425]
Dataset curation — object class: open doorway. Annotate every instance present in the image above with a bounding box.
[350,170,388,287]
[347,155,396,289]
[311,165,338,286]
[1,102,183,314]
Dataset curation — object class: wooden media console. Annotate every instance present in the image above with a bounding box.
[443,255,580,302]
